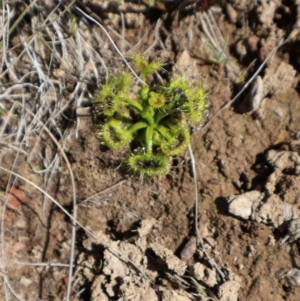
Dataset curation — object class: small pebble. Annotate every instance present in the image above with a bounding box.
[294,131,300,140]
[274,106,285,118]
[246,36,259,53]
[207,178,220,185]
[285,268,300,286]
[238,264,244,270]
[228,194,253,220]
[287,218,300,242]
[236,40,247,58]
[250,76,264,112]
[277,268,300,286]
[226,4,238,23]
[180,236,197,261]
[204,237,217,248]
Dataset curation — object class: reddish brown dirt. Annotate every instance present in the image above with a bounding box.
[1,0,300,300]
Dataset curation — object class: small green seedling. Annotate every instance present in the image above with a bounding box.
[32,165,42,173]
[208,38,231,65]
[95,54,208,176]
[92,260,103,274]
[67,9,78,35]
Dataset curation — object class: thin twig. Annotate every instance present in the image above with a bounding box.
[107,25,133,49]
[144,19,162,55]
[188,144,199,246]
[188,144,225,282]
[120,12,125,53]
[79,179,126,205]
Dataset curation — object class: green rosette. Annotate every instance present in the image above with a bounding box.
[127,153,171,176]
[100,119,133,150]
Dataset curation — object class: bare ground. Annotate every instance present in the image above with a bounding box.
[1,0,300,300]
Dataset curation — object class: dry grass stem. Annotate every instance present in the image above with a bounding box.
[202,38,284,130]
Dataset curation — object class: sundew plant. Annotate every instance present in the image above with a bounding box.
[95,54,208,176]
